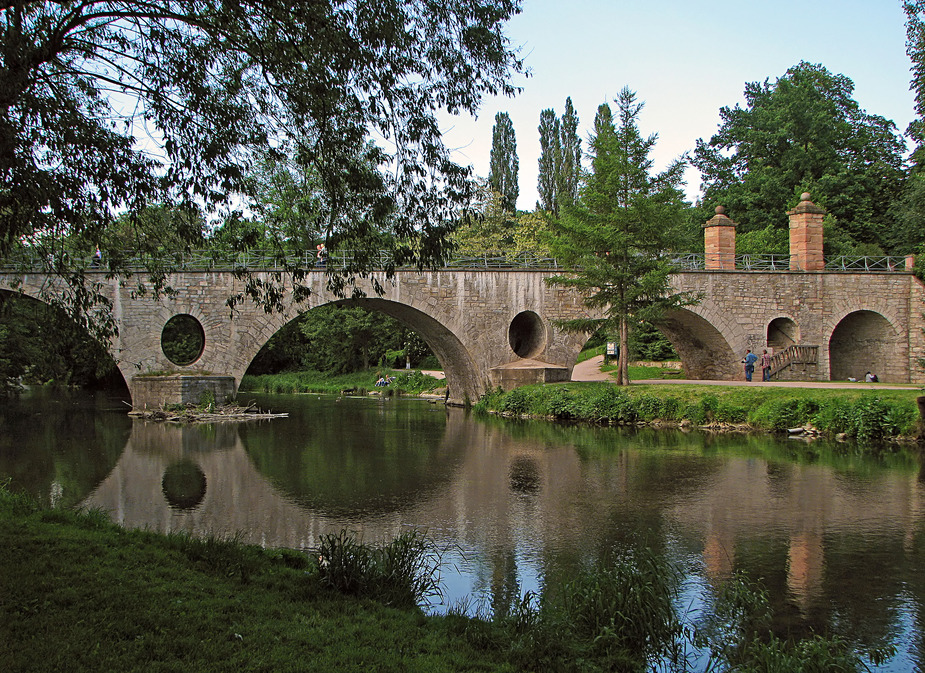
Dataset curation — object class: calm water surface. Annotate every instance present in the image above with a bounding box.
[3,389,925,671]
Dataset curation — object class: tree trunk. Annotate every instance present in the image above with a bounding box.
[618,316,629,386]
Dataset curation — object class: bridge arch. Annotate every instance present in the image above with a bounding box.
[767,316,800,351]
[827,310,904,383]
[328,297,482,401]
[658,307,739,380]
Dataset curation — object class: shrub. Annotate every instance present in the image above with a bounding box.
[499,388,531,415]
[540,386,575,419]
[634,393,662,421]
[552,548,681,662]
[587,387,637,424]
[749,397,818,431]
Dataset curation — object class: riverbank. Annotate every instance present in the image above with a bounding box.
[0,486,892,672]
[474,382,924,445]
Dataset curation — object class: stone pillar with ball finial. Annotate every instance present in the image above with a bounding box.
[702,205,737,270]
[787,193,826,271]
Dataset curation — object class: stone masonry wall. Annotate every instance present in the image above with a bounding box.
[4,267,924,401]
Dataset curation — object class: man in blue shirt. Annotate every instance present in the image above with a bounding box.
[742,349,758,382]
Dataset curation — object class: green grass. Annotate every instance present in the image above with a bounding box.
[474,382,923,444]
[0,488,509,673]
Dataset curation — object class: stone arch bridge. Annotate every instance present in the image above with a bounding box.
[2,263,924,407]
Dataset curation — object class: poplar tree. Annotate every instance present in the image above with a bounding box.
[489,111,520,212]
[558,96,582,209]
[537,109,561,213]
[548,88,695,385]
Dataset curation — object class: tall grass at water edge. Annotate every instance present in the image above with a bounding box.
[474,382,922,444]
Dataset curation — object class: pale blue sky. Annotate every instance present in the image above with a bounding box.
[440,0,916,208]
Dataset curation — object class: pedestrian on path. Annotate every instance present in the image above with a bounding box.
[761,349,771,382]
[742,349,758,382]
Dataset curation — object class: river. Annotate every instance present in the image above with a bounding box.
[2,388,924,670]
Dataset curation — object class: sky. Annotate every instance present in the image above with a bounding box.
[439,0,917,209]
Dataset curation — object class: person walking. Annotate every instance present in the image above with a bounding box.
[760,349,771,382]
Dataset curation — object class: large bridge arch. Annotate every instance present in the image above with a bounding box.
[0,286,131,395]
[658,307,740,380]
[827,310,905,383]
[328,297,482,401]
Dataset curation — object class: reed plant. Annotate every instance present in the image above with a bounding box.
[317,529,445,609]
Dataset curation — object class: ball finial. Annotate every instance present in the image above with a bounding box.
[800,192,811,202]
[715,205,725,215]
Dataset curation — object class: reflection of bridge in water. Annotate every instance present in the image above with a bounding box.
[4,196,924,407]
[81,411,925,629]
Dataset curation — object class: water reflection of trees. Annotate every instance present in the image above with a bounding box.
[239,397,470,515]
[0,390,130,507]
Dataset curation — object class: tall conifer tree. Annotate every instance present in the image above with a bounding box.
[537,109,560,213]
[489,111,520,212]
[558,97,581,208]
[549,88,695,385]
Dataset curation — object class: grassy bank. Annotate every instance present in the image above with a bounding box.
[0,486,504,673]
[475,382,923,444]
[0,486,891,672]
[241,369,443,396]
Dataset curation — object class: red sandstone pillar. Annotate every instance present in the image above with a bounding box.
[787,193,826,271]
[702,206,737,270]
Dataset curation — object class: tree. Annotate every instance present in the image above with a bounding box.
[537,109,561,213]
[489,111,520,212]
[1,0,524,336]
[692,62,906,250]
[536,97,581,216]
[558,96,581,209]
[895,2,925,252]
[548,88,696,386]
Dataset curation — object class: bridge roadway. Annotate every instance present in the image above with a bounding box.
[2,265,924,406]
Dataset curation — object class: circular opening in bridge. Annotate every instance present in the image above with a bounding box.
[508,311,546,358]
[161,460,207,510]
[161,314,205,366]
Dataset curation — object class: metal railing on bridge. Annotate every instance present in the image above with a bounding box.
[0,249,913,274]
[0,249,563,273]
[824,256,911,272]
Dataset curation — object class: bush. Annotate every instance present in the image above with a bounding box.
[551,548,681,663]
[587,387,637,424]
[749,397,819,431]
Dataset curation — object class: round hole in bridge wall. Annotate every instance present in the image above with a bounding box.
[508,310,546,358]
[161,314,205,366]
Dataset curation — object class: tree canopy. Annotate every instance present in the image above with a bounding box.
[692,62,907,251]
[1,0,524,326]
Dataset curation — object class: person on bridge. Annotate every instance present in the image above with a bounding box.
[315,244,327,267]
[742,349,758,382]
[761,349,771,382]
